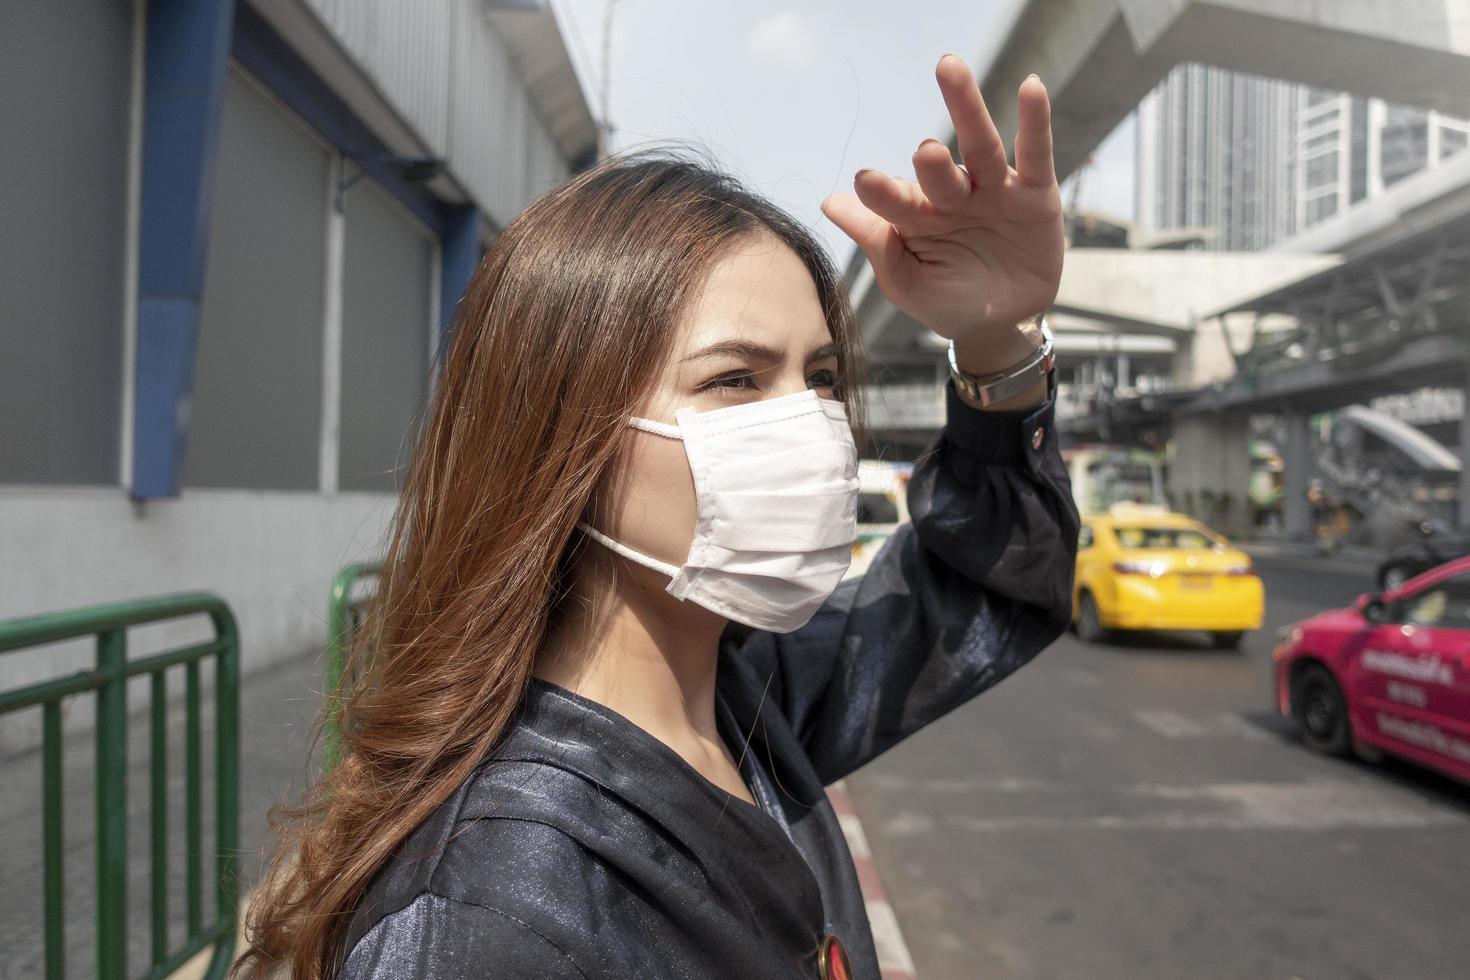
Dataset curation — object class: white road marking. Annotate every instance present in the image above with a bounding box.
[884,810,937,836]
[1134,710,1208,738]
[1078,722,1121,740]
[1212,712,1274,741]
[867,773,1074,794]
[866,900,918,975]
[828,780,917,980]
[1134,709,1272,741]
[838,813,871,860]
[1063,667,1102,686]
[941,781,1464,832]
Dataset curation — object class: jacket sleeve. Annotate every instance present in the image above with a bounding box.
[340,892,589,980]
[722,377,1080,786]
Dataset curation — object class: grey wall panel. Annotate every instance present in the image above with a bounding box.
[290,0,579,227]
[185,70,329,491]
[449,0,523,224]
[446,0,570,223]
[303,0,452,153]
[0,0,132,485]
[338,179,433,493]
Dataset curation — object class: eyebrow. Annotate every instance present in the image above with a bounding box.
[681,339,838,366]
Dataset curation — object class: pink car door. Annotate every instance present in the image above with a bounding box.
[1351,569,1470,781]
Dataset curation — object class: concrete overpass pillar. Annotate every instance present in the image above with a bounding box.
[1169,413,1251,536]
[1461,370,1470,530]
[1282,412,1313,542]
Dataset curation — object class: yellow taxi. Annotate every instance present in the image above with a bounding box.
[1073,504,1264,648]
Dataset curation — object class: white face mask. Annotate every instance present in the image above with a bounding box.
[576,387,860,633]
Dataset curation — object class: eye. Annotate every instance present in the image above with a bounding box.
[699,371,760,396]
[807,369,840,391]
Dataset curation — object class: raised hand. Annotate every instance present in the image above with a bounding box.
[820,54,1064,347]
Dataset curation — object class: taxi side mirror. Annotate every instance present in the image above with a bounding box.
[1356,592,1388,624]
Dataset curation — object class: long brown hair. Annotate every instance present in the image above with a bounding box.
[235,145,866,978]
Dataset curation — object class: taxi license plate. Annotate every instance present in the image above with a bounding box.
[1179,573,1212,590]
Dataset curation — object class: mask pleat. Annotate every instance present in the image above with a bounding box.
[688,545,855,581]
[710,488,858,551]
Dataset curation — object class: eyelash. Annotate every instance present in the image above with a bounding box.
[700,369,841,396]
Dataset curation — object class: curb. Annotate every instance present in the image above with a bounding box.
[1241,542,1380,577]
[828,779,917,980]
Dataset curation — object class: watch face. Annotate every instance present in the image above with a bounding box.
[817,933,852,980]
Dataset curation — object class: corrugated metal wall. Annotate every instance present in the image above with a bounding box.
[303,0,451,152]
[0,0,132,484]
[187,70,331,491]
[339,177,435,493]
[301,0,570,226]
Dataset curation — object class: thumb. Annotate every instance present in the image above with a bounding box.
[820,191,914,298]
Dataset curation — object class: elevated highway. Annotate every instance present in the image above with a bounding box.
[848,0,1470,357]
[848,0,1470,535]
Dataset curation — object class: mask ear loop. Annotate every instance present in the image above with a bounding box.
[571,414,687,579]
[574,522,681,578]
[627,416,681,438]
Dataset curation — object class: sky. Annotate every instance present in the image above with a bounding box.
[551,0,1136,273]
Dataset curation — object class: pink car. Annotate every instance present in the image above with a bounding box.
[1273,555,1470,784]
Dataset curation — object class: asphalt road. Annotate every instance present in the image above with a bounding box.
[848,555,1470,980]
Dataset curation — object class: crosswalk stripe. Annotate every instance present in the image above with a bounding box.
[1212,712,1273,741]
[1135,709,1208,738]
[1135,709,1273,740]
[940,781,1464,832]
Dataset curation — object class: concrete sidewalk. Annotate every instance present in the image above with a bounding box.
[0,649,325,978]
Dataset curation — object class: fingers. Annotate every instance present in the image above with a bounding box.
[936,53,1008,189]
[819,190,915,296]
[851,168,927,228]
[1014,74,1056,188]
[912,138,971,211]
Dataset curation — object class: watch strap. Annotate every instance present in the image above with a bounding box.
[947,317,1055,408]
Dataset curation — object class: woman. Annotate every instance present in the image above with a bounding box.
[239,54,1078,979]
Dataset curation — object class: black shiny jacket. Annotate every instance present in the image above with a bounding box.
[339,381,1080,979]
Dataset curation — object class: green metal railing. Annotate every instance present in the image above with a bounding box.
[323,562,381,771]
[0,593,240,980]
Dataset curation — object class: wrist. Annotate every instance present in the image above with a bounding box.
[947,314,1053,412]
[949,313,1045,377]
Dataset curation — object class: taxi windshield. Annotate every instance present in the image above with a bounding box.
[1114,527,1219,550]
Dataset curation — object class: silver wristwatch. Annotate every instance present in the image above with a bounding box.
[946,317,1055,408]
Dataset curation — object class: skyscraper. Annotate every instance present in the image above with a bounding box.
[1134,64,1298,251]
[1135,64,1470,251]
[1298,91,1470,229]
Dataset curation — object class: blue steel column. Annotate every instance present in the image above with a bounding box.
[132,0,237,499]
[438,204,482,359]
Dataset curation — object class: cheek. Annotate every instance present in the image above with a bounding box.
[602,434,698,566]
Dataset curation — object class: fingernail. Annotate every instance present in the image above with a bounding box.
[855,168,875,181]
[919,138,940,147]
[1026,72,1039,82]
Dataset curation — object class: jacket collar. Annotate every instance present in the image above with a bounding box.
[489,678,826,935]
